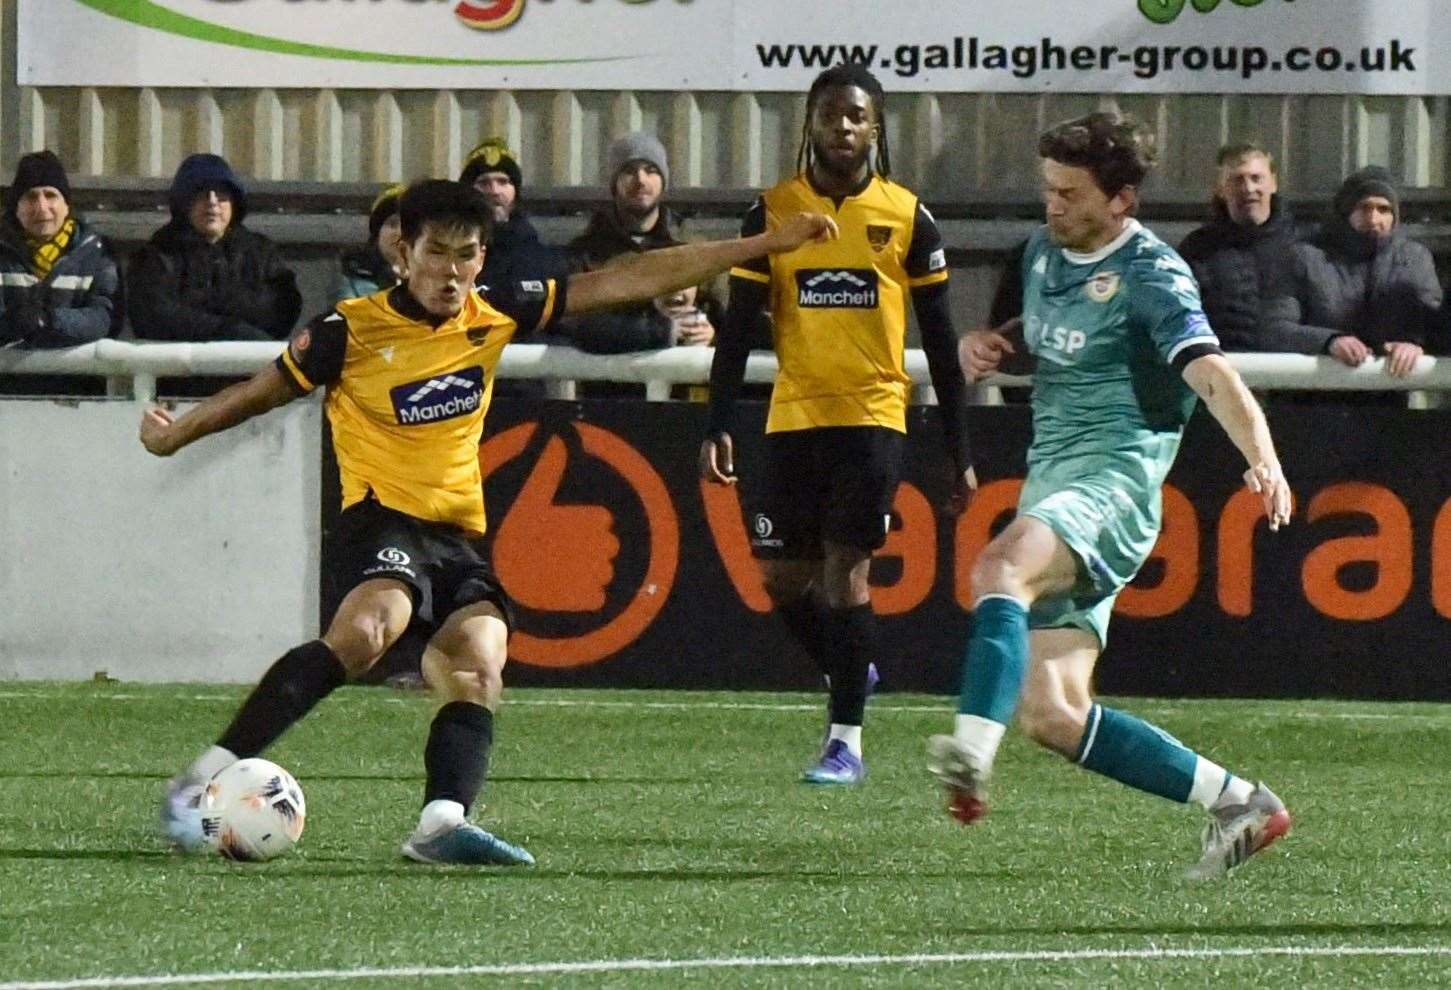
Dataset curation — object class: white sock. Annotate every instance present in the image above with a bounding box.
[186,745,237,784]
[828,724,863,756]
[1209,773,1255,812]
[417,799,466,837]
[1188,758,1230,809]
[953,714,1006,771]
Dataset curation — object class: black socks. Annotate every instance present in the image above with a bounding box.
[217,640,348,759]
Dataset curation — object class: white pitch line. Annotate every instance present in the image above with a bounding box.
[2,690,1450,723]
[3,944,1449,989]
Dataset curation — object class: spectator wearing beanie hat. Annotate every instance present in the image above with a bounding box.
[127,152,302,343]
[1284,164,1442,376]
[567,131,679,273]
[458,138,566,290]
[562,131,721,354]
[0,149,122,351]
[334,183,406,303]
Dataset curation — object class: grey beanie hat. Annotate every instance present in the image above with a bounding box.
[606,131,669,188]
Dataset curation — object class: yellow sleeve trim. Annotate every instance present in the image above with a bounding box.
[730,267,771,284]
[539,278,559,327]
[908,270,950,289]
[279,347,315,393]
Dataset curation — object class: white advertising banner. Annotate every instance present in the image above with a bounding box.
[19,0,1446,94]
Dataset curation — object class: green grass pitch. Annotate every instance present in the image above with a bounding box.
[2,683,1449,988]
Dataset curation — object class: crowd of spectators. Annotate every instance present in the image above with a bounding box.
[1,136,1448,392]
[1179,142,1444,378]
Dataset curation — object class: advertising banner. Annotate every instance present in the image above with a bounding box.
[341,399,1451,702]
[21,0,1447,95]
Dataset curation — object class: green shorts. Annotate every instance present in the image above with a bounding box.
[1018,468,1164,648]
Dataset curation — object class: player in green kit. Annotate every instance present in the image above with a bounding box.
[927,112,1294,879]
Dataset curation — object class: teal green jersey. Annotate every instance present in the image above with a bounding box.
[1017,220,1220,645]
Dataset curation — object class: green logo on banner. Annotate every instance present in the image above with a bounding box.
[72,0,621,66]
[1138,0,1291,25]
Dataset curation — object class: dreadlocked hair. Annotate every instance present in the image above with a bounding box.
[796,63,891,178]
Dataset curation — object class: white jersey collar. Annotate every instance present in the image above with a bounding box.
[1061,219,1141,266]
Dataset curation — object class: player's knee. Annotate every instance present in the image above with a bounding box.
[325,613,404,675]
[971,547,1030,601]
[424,645,504,704]
[1017,691,1088,757]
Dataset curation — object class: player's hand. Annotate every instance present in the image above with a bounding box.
[1383,340,1423,378]
[1327,334,1371,367]
[943,463,978,516]
[139,406,180,457]
[1243,460,1292,532]
[766,212,839,253]
[672,310,715,347]
[699,433,736,484]
[959,328,1016,381]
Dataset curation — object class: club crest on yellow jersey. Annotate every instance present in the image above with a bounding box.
[866,224,893,252]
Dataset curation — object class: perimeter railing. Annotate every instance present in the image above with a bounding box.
[3,341,1449,404]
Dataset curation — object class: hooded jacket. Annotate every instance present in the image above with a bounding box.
[126,154,302,341]
[0,215,121,349]
[1289,216,1442,350]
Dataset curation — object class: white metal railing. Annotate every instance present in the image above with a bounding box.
[2,340,1449,403]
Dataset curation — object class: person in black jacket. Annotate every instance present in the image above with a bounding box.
[459,138,568,291]
[0,150,121,350]
[1179,143,1332,355]
[127,153,302,342]
[563,132,721,353]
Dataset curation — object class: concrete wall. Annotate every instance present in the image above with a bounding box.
[0,398,322,682]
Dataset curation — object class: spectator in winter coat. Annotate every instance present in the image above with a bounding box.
[1179,143,1332,354]
[564,132,720,353]
[1287,166,1441,376]
[0,150,121,350]
[127,153,301,342]
[334,183,405,304]
[459,138,568,290]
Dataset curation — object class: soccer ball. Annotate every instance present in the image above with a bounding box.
[199,758,306,862]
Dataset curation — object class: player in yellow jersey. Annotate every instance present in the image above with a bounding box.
[701,65,976,785]
[143,179,835,865]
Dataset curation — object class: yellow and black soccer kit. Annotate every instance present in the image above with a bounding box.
[276,280,564,627]
[707,172,973,557]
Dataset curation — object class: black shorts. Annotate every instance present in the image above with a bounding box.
[327,498,515,632]
[750,426,904,559]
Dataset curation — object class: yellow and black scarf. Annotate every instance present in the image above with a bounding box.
[27,216,75,279]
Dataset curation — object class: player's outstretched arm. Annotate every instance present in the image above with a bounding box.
[562,212,837,317]
[1181,352,1292,530]
[139,363,298,457]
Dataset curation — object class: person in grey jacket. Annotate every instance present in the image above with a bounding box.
[0,150,121,350]
[1287,166,1441,376]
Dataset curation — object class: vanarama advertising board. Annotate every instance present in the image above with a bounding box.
[19,0,1450,94]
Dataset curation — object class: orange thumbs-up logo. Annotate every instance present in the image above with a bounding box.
[481,421,679,668]
[493,435,620,611]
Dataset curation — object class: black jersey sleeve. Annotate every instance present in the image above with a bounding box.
[904,201,950,286]
[275,309,348,393]
[730,199,771,281]
[481,277,568,339]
